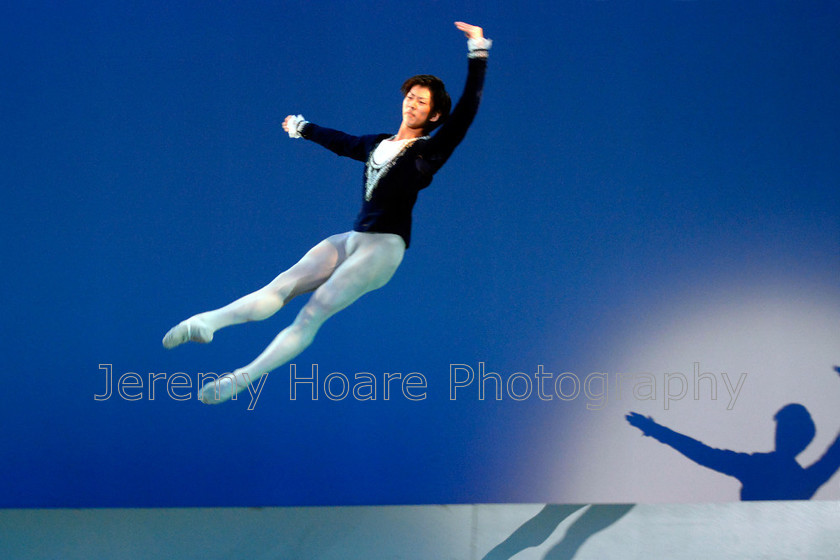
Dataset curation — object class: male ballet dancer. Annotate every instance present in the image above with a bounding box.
[163,21,491,404]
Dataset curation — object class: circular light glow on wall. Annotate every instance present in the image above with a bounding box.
[552,277,840,503]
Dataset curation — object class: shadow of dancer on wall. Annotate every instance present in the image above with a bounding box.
[482,503,634,560]
[626,366,840,500]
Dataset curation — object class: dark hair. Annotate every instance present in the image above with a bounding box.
[401,74,451,133]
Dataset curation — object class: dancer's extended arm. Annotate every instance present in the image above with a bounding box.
[282,114,385,162]
[418,22,491,173]
[804,430,840,490]
[803,367,840,489]
[626,412,748,478]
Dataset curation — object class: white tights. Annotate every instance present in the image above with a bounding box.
[162,231,405,403]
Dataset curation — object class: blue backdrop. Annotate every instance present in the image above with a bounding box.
[2,0,839,507]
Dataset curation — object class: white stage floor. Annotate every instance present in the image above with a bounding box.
[2,501,838,559]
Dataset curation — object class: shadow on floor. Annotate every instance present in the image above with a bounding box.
[482,503,634,560]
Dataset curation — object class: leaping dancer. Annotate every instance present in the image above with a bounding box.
[162,21,491,404]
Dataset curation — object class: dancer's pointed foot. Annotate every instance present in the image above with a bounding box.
[162,318,214,349]
[199,370,250,404]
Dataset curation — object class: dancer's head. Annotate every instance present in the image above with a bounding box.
[400,75,450,133]
[773,403,815,456]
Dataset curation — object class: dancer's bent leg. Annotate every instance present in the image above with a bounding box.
[201,232,405,403]
[162,234,349,349]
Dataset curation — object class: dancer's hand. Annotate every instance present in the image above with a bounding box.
[455,21,484,40]
[282,115,295,133]
[626,412,656,436]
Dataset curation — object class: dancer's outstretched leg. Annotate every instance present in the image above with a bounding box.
[200,232,405,404]
[162,234,349,349]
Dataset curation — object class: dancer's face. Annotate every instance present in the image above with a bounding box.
[402,85,440,131]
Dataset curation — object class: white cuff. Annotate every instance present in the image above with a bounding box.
[287,114,307,139]
[468,37,492,58]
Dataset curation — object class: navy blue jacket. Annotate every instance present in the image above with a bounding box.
[300,56,487,248]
